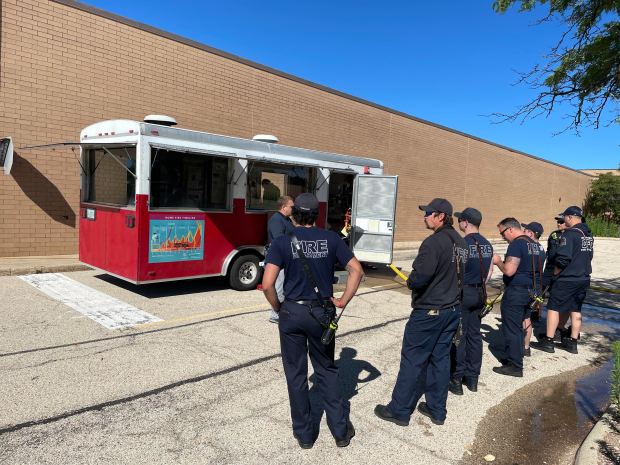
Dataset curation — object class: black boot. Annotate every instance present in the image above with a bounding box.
[533,336,555,353]
[561,337,578,354]
[448,378,463,395]
[463,376,478,392]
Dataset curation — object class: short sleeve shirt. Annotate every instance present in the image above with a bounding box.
[463,233,493,285]
[503,236,544,289]
[265,226,354,300]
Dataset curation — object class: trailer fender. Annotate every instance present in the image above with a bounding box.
[221,246,265,277]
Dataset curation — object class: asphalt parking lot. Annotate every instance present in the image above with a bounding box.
[0,239,617,465]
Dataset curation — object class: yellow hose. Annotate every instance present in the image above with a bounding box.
[388,263,409,281]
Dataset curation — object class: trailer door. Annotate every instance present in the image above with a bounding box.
[350,175,398,264]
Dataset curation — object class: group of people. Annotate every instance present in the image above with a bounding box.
[260,193,594,449]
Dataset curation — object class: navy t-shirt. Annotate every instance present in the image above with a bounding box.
[463,233,493,285]
[265,226,354,300]
[503,236,545,290]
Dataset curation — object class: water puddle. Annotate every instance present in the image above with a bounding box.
[465,303,620,465]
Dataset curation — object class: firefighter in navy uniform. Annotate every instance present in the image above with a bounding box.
[492,218,544,377]
[536,206,593,355]
[543,215,567,290]
[375,198,467,426]
[541,215,570,338]
[449,208,493,396]
[262,193,364,449]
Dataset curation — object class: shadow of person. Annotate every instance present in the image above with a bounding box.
[10,152,76,227]
[480,317,507,363]
[309,347,381,432]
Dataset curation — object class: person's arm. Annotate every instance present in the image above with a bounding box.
[262,263,282,312]
[493,254,520,277]
[332,257,364,308]
[406,241,437,290]
[553,232,573,274]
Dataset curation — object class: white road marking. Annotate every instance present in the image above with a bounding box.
[19,273,162,330]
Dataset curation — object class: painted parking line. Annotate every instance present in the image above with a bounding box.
[19,273,162,330]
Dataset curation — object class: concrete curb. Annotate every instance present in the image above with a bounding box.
[574,407,617,465]
[0,264,92,277]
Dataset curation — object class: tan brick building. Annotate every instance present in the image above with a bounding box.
[0,0,592,257]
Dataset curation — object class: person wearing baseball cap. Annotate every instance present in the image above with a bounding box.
[521,222,544,241]
[519,221,546,355]
[541,215,569,338]
[262,192,363,448]
[375,198,468,426]
[448,208,493,396]
[535,206,593,355]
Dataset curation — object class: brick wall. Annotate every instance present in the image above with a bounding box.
[0,0,592,257]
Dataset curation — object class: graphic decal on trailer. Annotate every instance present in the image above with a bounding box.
[149,214,204,263]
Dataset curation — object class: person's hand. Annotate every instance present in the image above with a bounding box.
[492,254,502,266]
[331,297,347,309]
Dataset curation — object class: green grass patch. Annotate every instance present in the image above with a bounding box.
[588,217,620,238]
[611,341,620,408]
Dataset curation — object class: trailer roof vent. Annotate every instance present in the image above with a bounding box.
[144,115,177,126]
[252,134,279,144]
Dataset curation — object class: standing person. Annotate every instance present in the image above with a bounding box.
[520,222,545,356]
[535,206,593,354]
[262,193,364,449]
[542,215,571,339]
[449,208,493,396]
[492,218,543,377]
[266,196,295,323]
[375,198,467,426]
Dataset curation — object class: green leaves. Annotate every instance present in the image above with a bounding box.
[492,0,620,131]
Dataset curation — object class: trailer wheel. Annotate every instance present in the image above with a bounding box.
[228,254,262,291]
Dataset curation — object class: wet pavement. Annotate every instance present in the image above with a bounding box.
[461,292,620,465]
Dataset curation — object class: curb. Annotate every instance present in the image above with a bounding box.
[574,407,617,465]
[0,264,92,277]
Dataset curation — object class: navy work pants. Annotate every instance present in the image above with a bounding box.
[453,286,483,380]
[500,285,530,370]
[278,300,347,442]
[388,305,461,422]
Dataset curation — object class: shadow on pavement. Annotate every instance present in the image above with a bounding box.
[94,273,231,297]
[309,347,381,434]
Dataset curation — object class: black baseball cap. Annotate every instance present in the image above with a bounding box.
[454,207,482,227]
[560,206,584,218]
[418,198,453,216]
[521,221,544,237]
[294,193,319,212]
[554,214,565,222]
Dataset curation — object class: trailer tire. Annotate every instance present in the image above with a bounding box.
[228,254,262,291]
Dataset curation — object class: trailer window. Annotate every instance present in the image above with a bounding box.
[246,162,317,211]
[150,149,230,210]
[85,147,136,206]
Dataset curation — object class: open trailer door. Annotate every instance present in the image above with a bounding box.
[349,175,398,264]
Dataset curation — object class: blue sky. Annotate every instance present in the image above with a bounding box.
[79,0,619,169]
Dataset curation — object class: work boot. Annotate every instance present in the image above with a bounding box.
[417,402,444,425]
[463,376,478,392]
[533,336,555,353]
[492,364,523,377]
[560,337,578,354]
[335,420,355,447]
[448,378,463,395]
[374,404,409,426]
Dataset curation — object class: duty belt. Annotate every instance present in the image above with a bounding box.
[286,299,323,307]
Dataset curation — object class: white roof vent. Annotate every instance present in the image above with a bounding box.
[144,115,177,126]
[252,134,279,144]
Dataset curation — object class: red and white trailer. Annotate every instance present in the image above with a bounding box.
[78,116,398,288]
